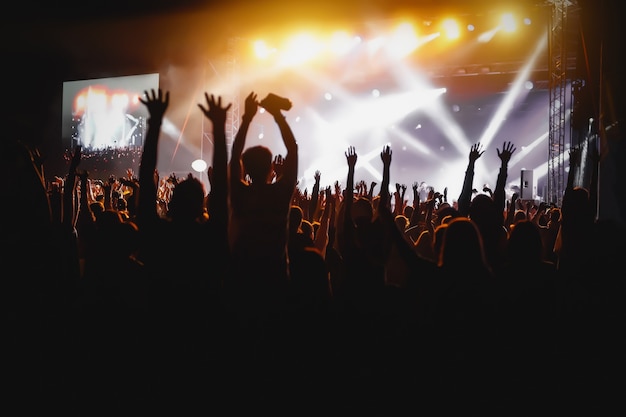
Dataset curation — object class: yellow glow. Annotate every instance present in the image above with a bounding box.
[501,13,516,33]
[329,30,356,56]
[253,40,276,60]
[478,27,499,43]
[441,18,460,40]
[389,22,418,58]
[279,33,323,66]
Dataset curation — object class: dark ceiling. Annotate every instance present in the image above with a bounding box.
[4,0,624,117]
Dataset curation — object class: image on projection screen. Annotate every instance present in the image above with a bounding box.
[61,73,159,151]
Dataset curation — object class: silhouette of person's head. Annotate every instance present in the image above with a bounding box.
[468,194,500,228]
[242,145,273,184]
[548,207,561,224]
[439,216,489,270]
[115,220,140,258]
[432,223,449,261]
[90,201,105,220]
[289,205,304,235]
[300,220,314,240]
[507,219,544,263]
[97,209,125,230]
[394,214,409,231]
[352,197,373,227]
[436,205,460,225]
[561,186,593,225]
[289,246,332,305]
[167,174,206,222]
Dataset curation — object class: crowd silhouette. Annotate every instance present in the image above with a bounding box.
[3,83,625,417]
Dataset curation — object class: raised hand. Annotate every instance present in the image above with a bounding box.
[569,147,581,167]
[139,88,169,119]
[469,142,485,162]
[198,93,232,126]
[427,187,435,201]
[325,185,332,201]
[359,181,368,197]
[497,141,516,164]
[380,144,392,166]
[77,169,89,182]
[314,170,321,183]
[243,91,259,119]
[69,145,82,172]
[273,154,284,179]
[345,146,357,168]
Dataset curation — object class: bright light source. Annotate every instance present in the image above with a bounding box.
[329,30,356,56]
[280,33,323,65]
[478,28,499,43]
[191,159,207,173]
[367,36,385,55]
[111,93,129,110]
[389,22,419,58]
[324,92,333,101]
[253,40,275,60]
[372,89,380,97]
[501,13,516,33]
[441,18,460,40]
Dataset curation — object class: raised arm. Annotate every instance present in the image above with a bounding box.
[230,91,258,188]
[137,88,169,224]
[272,154,285,182]
[309,170,321,222]
[531,201,546,226]
[260,93,298,187]
[379,145,392,210]
[63,145,82,232]
[337,146,358,252]
[393,183,403,217]
[368,180,378,201]
[314,186,334,258]
[457,142,484,216]
[76,170,95,228]
[408,182,422,229]
[493,141,516,222]
[505,191,520,230]
[198,93,231,225]
[102,177,114,211]
[422,188,436,238]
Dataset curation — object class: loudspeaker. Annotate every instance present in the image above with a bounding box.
[520,169,534,200]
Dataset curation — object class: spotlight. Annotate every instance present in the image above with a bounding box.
[191,159,207,173]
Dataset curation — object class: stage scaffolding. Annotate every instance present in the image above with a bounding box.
[547,0,580,206]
